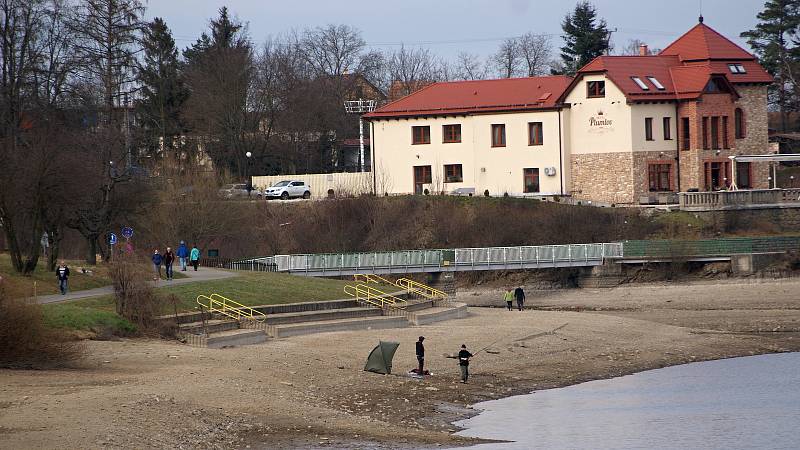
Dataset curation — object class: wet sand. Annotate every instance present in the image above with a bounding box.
[2,278,799,449]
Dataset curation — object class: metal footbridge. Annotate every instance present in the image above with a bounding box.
[246,242,624,277]
[235,236,800,277]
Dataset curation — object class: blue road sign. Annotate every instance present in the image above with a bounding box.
[121,227,134,239]
[109,233,118,245]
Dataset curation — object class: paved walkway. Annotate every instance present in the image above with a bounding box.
[37,267,239,305]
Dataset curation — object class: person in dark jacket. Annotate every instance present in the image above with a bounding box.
[176,241,189,271]
[163,247,175,281]
[56,261,70,295]
[458,344,474,383]
[514,286,525,311]
[415,336,425,375]
[152,249,163,280]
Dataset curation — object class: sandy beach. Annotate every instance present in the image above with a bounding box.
[2,277,800,449]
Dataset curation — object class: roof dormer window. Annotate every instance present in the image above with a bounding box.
[631,77,649,90]
[647,76,665,90]
[728,63,747,74]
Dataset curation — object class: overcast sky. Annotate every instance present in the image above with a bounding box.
[146,0,766,60]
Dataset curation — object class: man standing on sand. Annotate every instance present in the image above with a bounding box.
[458,344,473,383]
[514,286,525,311]
[190,244,200,271]
[416,336,425,375]
[56,261,70,295]
[177,241,189,271]
[503,289,514,311]
[152,249,163,280]
[164,247,175,281]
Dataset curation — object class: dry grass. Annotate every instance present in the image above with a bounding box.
[0,285,83,369]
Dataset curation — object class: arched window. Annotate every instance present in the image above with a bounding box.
[734,108,746,139]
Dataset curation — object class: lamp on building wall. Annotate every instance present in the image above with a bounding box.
[791,175,796,188]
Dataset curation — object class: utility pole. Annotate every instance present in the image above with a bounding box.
[344,99,377,172]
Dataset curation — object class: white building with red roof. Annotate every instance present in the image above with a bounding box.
[364,18,773,205]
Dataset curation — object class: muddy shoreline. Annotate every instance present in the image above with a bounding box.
[2,279,800,449]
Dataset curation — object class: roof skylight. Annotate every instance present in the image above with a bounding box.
[728,63,747,74]
[631,77,649,90]
[647,76,666,90]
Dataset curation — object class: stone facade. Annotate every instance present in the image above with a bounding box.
[571,152,635,204]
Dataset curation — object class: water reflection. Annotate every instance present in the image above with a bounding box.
[453,353,800,449]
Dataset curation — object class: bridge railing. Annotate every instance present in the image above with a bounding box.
[253,242,623,274]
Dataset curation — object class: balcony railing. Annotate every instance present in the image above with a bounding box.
[678,189,800,211]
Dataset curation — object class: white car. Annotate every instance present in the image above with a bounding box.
[264,180,311,200]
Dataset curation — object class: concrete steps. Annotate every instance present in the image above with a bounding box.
[263,307,382,325]
[184,328,267,348]
[269,315,409,338]
[179,319,239,335]
[408,302,468,325]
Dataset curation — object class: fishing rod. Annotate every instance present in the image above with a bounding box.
[445,323,569,359]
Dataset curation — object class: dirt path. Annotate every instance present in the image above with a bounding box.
[35,267,238,304]
[2,279,800,449]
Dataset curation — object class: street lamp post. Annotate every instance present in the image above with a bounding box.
[245,151,252,197]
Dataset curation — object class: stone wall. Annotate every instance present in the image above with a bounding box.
[571,152,635,204]
[735,85,771,189]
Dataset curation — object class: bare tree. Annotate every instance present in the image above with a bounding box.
[518,32,552,76]
[72,0,144,116]
[452,52,486,81]
[386,45,440,97]
[491,37,522,78]
[299,24,365,78]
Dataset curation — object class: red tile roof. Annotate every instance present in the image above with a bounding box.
[660,23,755,61]
[364,76,572,119]
[572,22,772,102]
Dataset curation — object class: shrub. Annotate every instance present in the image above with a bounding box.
[0,286,83,369]
[110,254,160,331]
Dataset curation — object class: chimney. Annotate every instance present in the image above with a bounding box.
[639,44,649,56]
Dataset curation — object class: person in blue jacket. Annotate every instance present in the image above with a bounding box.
[176,241,189,271]
[152,249,163,280]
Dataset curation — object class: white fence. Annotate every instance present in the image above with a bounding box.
[252,172,372,199]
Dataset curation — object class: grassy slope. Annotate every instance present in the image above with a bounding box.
[42,272,364,331]
[0,254,112,297]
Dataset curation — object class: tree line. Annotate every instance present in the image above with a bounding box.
[0,0,795,274]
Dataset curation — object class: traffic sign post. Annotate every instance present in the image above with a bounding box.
[121,227,134,239]
[108,233,117,260]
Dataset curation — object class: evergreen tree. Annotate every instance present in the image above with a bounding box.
[137,17,188,159]
[742,0,800,131]
[556,1,610,75]
[181,7,254,176]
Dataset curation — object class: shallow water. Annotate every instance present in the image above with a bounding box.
[453,353,800,450]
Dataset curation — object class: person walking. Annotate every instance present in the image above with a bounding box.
[415,336,425,375]
[56,260,70,295]
[503,289,514,311]
[177,241,189,271]
[164,247,175,281]
[190,244,200,271]
[458,344,474,383]
[514,286,525,311]
[152,249,163,280]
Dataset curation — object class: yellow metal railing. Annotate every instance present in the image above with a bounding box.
[195,293,267,323]
[394,278,448,300]
[354,273,393,284]
[343,283,407,310]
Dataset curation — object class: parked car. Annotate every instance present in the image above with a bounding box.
[264,180,311,200]
[218,183,261,199]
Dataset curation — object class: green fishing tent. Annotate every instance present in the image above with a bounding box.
[364,341,400,375]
